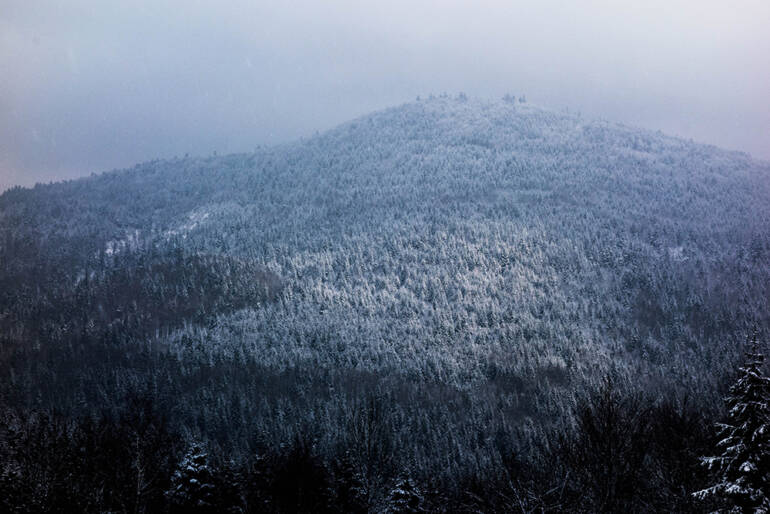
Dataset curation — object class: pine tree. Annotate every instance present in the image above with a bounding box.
[694,334,770,513]
[386,474,424,513]
[166,442,217,513]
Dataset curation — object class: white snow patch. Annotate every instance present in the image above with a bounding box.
[163,209,213,240]
[667,246,687,262]
[105,229,141,256]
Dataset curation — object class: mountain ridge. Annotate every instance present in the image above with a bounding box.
[2,96,762,199]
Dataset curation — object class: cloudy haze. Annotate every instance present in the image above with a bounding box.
[1,0,769,191]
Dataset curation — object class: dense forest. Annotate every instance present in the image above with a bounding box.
[1,96,769,512]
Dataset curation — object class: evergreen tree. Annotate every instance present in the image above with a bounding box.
[386,474,424,513]
[694,334,770,513]
[166,442,217,513]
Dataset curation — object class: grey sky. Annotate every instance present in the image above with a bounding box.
[2,0,769,191]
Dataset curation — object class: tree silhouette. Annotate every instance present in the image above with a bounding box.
[694,333,770,512]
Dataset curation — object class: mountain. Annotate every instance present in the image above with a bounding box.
[2,95,770,510]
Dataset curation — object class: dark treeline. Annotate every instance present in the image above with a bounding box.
[1,371,724,513]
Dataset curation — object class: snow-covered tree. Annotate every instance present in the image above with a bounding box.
[166,442,217,512]
[694,335,770,512]
[386,474,424,513]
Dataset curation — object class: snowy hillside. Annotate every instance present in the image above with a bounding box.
[1,96,769,511]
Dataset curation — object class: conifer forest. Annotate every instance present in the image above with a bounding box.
[2,97,770,512]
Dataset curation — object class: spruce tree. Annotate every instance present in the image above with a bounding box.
[694,334,770,513]
[386,474,424,513]
[166,442,217,513]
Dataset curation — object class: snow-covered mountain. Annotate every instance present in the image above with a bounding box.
[1,96,769,510]
[4,96,767,386]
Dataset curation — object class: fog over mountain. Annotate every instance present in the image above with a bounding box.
[2,0,769,191]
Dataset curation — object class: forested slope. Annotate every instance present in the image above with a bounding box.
[1,96,769,511]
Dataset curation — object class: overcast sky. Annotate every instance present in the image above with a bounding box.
[2,0,769,191]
